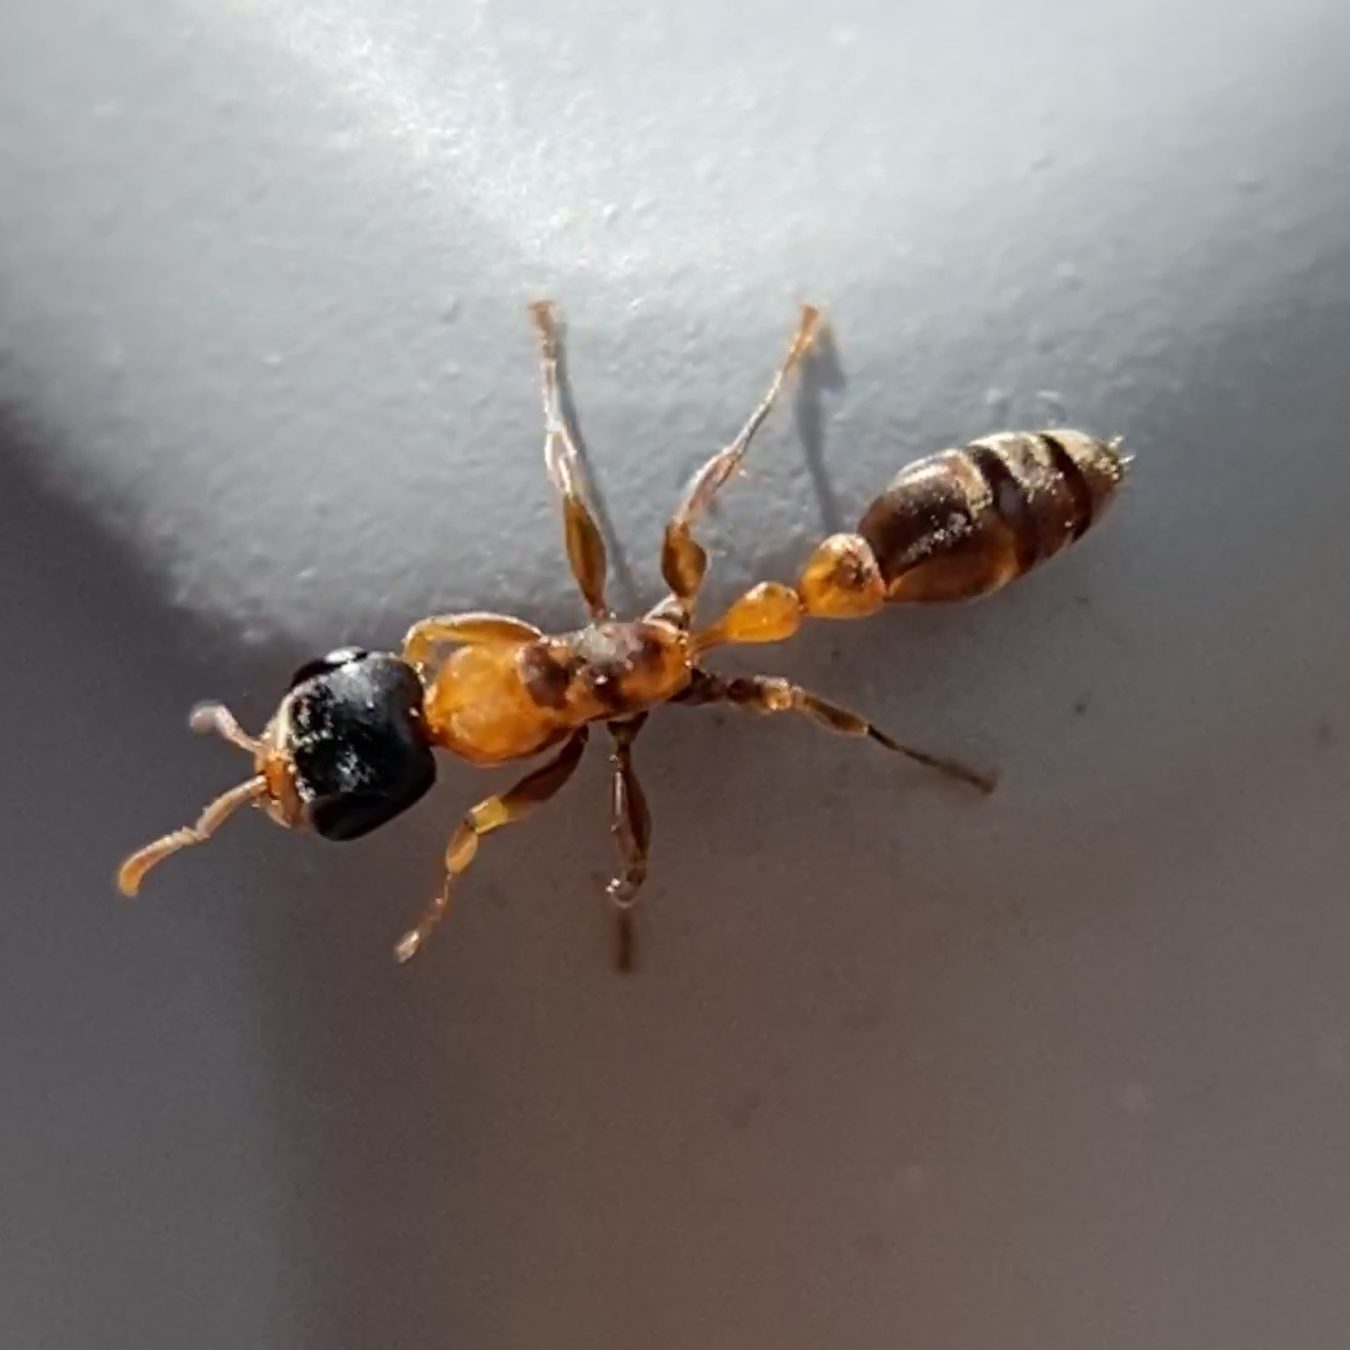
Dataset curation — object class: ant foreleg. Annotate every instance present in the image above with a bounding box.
[401,612,543,673]
[393,729,589,964]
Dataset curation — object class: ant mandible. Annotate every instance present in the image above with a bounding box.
[119,302,1128,972]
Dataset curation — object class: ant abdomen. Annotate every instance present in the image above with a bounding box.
[857,429,1128,603]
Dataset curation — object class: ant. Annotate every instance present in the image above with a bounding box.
[119,302,1128,972]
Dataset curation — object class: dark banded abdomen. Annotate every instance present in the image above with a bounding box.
[857,429,1127,603]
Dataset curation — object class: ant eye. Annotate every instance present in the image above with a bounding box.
[289,647,370,689]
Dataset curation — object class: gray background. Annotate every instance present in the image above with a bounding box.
[4,0,1350,1346]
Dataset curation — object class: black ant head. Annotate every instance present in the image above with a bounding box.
[282,649,437,841]
[118,649,437,896]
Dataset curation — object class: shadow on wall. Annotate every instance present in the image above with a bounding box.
[0,413,314,1347]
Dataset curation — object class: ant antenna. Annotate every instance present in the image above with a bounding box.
[117,702,267,896]
[118,776,267,896]
[190,701,262,752]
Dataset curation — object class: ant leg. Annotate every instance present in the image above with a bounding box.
[679,670,995,794]
[606,715,651,974]
[118,776,268,895]
[656,305,822,623]
[402,611,542,672]
[528,300,610,620]
[393,729,589,963]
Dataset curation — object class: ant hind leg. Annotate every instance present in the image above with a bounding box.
[656,305,822,623]
[678,670,995,794]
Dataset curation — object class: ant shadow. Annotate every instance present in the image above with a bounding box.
[793,318,848,537]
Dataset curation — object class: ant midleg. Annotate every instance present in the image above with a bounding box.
[529,300,610,620]
[605,714,651,974]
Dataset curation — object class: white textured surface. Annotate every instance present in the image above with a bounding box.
[3,1,1350,1347]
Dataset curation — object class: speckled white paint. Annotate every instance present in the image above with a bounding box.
[5,0,1348,643]
[3,1,1350,1347]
